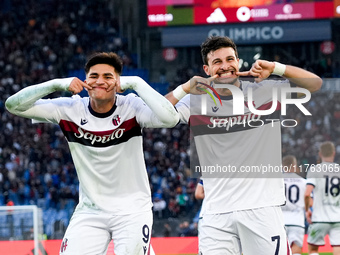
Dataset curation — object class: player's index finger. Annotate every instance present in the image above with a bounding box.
[236,71,250,76]
[81,81,92,90]
[208,74,218,80]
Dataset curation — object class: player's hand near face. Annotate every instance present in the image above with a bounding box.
[114,76,125,93]
[237,60,275,83]
[68,78,92,94]
[184,74,219,95]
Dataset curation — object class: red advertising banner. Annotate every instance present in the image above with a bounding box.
[147,0,335,26]
[0,235,332,255]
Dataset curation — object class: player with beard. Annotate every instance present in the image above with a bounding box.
[165,36,322,254]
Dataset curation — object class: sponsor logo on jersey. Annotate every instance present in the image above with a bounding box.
[59,117,141,147]
[212,106,219,112]
[75,127,125,144]
[189,108,283,136]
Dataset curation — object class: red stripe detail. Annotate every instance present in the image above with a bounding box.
[197,82,223,106]
[189,115,214,127]
[59,117,138,136]
[256,101,281,111]
[59,119,79,133]
[287,239,291,255]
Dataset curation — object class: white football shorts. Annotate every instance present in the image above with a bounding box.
[59,209,153,255]
[307,222,340,246]
[285,225,305,248]
[199,206,291,255]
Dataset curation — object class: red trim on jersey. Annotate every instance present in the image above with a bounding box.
[59,117,138,135]
[59,117,141,147]
[287,239,291,255]
[189,101,281,127]
[256,101,281,111]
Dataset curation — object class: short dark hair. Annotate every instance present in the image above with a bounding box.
[85,52,123,75]
[201,36,238,65]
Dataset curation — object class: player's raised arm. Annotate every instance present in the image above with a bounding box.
[120,76,179,127]
[5,77,91,118]
[237,59,322,94]
[165,75,218,106]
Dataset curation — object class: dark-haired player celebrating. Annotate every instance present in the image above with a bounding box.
[166,36,322,254]
[6,52,178,255]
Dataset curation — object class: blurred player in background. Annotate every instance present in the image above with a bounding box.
[305,141,340,255]
[281,155,306,255]
[194,178,206,252]
[165,35,322,254]
[194,178,205,220]
[5,52,178,255]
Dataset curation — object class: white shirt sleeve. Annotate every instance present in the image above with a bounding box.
[120,76,179,128]
[5,78,74,123]
[175,94,190,124]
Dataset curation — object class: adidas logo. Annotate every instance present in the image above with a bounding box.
[207,8,227,23]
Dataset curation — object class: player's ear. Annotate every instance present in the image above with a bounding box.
[203,65,210,76]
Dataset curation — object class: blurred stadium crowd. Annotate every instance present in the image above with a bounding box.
[0,0,340,239]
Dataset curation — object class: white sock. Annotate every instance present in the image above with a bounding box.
[309,253,319,255]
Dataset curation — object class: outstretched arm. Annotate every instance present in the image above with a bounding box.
[5,77,92,119]
[120,76,179,127]
[237,60,322,94]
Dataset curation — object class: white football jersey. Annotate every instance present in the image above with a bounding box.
[176,79,289,214]
[281,172,307,228]
[28,93,168,214]
[306,162,340,222]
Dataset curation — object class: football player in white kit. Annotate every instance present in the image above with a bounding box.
[281,155,307,255]
[5,52,179,255]
[165,36,322,254]
[305,141,340,255]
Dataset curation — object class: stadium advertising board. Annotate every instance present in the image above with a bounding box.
[147,0,335,27]
[161,20,331,46]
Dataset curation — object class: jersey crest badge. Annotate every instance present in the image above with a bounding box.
[112,115,121,126]
[60,238,68,253]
